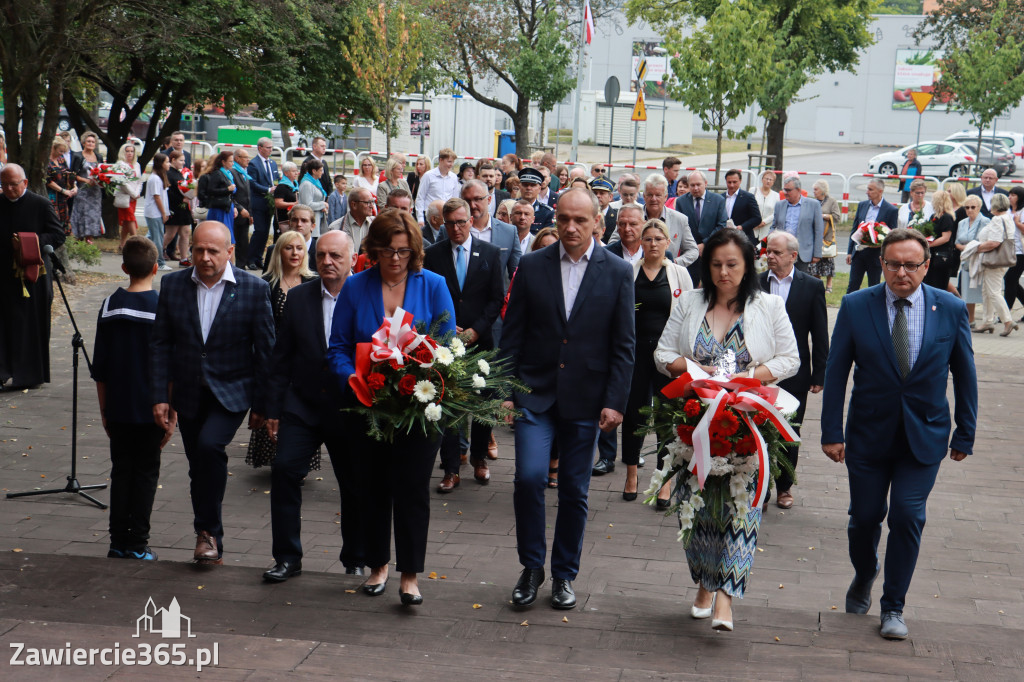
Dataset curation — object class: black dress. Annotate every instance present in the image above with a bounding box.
[166,168,193,226]
[924,213,956,289]
[273,183,297,236]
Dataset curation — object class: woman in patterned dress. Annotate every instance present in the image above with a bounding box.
[654,229,799,631]
[45,139,76,232]
[68,131,104,241]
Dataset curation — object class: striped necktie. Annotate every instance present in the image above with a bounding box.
[892,298,911,378]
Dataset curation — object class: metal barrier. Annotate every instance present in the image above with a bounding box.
[939,176,1024,191]
[214,142,286,162]
[286,147,358,175]
[601,165,756,191]
[844,173,941,223]
[764,170,848,220]
[185,140,216,160]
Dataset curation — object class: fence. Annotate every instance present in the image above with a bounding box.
[285,147,359,176]
[844,173,941,222]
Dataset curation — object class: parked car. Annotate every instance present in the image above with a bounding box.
[959,142,1015,177]
[946,129,1024,171]
[868,141,1000,179]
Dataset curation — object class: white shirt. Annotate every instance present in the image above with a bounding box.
[415,166,460,222]
[321,282,339,347]
[559,239,595,316]
[191,265,236,343]
[144,174,168,219]
[725,190,738,218]
[450,234,473,270]
[620,242,644,267]
[519,231,534,253]
[768,267,795,302]
[469,217,492,244]
[897,201,934,229]
[981,187,995,209]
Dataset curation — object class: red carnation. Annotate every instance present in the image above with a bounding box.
[676,424,695,446]
[752,410,769,426]
[367,373,386,392]
[684,399,702,418]
[414,346,434,364]
[397,375,417,396]
[711,410,740,437]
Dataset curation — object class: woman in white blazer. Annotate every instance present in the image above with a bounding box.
[621,219,693,503]
[653,229,798,632]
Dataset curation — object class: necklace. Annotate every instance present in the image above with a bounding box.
[383,273,408,290]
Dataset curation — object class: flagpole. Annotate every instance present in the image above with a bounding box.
[570,0,588,163]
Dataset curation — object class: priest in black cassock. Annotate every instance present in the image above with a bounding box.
[0,164,66,390]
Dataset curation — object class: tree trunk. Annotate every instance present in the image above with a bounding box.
[714,127,724,186]
[765,108,788,190]
[513,100,532,160]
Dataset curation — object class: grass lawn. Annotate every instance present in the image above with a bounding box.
[826,272,849,307]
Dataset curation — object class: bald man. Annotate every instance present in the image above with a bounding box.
[151,221,275,564]
[0,164,66,390]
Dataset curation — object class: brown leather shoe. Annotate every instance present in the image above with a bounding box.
[486,433,498,460]
[776,490,795,509]
[473,461,490,484]
[194,531,219,561]
[438,472,460,493]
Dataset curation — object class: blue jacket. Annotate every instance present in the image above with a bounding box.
[150,266,275,418]
[326,266,456,388]
[820,284,977,463]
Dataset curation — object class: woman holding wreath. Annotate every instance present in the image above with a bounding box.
[326,208,456,606]
[653,229,798,631]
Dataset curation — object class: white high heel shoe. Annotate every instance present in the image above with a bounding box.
[691,593,715,619]
[711,595,734,631]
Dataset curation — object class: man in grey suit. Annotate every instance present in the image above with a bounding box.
[771,176,824,272]
[462,180,521,284]
[609,173,697,267]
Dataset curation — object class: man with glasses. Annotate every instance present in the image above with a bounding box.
[822,227,976,641]
[771,176,824,274]
[246,137,279,270]
[847,178,899,293]
[335,188,375,252]
[424,198,505,490]
[590,163,606,179]
[162,131,192,168]
[611,174,697,268]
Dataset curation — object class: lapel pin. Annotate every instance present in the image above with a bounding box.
[931,305,936,311]
[473,252,479,257]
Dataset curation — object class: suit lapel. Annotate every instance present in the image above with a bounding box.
[546,247,568,324]
[185,273,204,345]
[466,243,484,287]
[568,246,604,324]
[207,277,240,344]
[869,286,902,378]
[311,285,328,354]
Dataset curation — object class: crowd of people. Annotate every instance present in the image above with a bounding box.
[0,141,999,642]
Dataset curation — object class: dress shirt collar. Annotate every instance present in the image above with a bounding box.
[451,234,473,257]
[321,280,339,301]
[768,267,795,286]
[560,238,595,264]
[885,282,924,309]
[191,264,236,289]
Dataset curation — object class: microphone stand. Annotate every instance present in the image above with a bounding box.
[6,248,107,509]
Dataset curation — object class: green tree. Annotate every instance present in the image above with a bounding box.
[627,0,874,177]
[875,0,923,14]
[425,0,577,158]
[926,2,1024,162]
[664,0,773,184]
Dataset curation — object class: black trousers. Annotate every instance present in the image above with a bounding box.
[1004,254,1024,311]
[107,422,164,552]
[270,411,359,565]
[774,390,808,494]
[177,389,247,552]
[847,249,882,293]
[247,205,271,266]
[234,215,251,269]
[351,420,440,573]
[621,337,671,467]
[440,419,491,474]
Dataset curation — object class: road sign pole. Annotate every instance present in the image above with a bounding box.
[609,111,615,164]
[916,111,923,146]
[604,77,620,166]
[632,121,638,166]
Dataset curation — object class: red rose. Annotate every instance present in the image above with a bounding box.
[367,373,386,392]
[710,436,732,458]
[676,424,695,446]
[684,399,702,418]
[711,410,739,437]
[397,375,417,396]
[415,346,434,364]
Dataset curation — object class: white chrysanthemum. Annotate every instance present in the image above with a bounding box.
[450,337,466,357]
[413,380,436,403]
[477,359,490,375]
[434,347,454,366]
[471,374,486,388]
[689,492,705,512]
[424,403,442,421]
[677,520,691,538]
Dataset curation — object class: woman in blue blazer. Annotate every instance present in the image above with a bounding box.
[327,209,455,606]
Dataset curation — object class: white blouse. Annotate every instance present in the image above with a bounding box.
[654,289,799,382]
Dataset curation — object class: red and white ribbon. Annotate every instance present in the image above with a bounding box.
[369,306,435,366]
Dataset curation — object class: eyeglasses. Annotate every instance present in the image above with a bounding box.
[641,236,667,244]
[594,168,605,173]
[380,248,413,259]
[443,219,470,229]
[965,205,979,210]
[351,199,374,205]
[464,195,488,203]
[882,259,926,273]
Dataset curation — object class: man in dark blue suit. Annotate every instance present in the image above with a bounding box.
[966,168,1008,219]
[262,230,361,582]
[821,228,977,640]
[722,169,762,244]
[847,178,899,293]
[676,171,727,282]
[501,188,635,610]
[151,222,275,564]
[424,198,505,491]
[246,137,279,269]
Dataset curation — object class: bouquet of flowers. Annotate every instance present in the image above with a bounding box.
[754,237,769,273]
[641,356,800,547]
[907,210,934,240]
[88,162,138,196]
[178,167,197,201]
[346,307,529,441]
[851,221,891,248]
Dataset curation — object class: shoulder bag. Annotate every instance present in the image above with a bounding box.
[981,216,1017,268]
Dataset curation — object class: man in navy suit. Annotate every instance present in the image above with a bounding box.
[501,188,635,610]
[161,131,193,169]
[722,169,762,244]
[262,230,360,582]
[676,171,727,282]
[424,198,505,491]
[847,179,899,293]
[966,168,1008,219]
[759,232,828,509]
[151,221,275,564]
[821,228,977,640]
[246,137,279,269]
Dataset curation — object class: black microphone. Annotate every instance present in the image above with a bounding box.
[42,244,66,275]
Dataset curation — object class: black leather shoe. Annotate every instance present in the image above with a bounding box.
[656,497,671,510]
[846,565,879,614]
[400,591,424,606]
[263,560,302,583]
[344,566,365,576]
[622,490,638,501]
[592,459,615,475]
[551,578,576,610]
[361,579,387,596]
[511,567,545,607]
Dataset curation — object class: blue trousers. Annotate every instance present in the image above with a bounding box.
[846,425,941,613]
[513,406,599,580]
[247,204,271,266]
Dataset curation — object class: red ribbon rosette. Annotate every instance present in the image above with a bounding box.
[348,307,439,406]
[661,372,800,509]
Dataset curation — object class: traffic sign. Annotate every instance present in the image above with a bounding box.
[637,57,647,82]
[604,76,620,107]
[910,91,933,114]
[631,93,647,122]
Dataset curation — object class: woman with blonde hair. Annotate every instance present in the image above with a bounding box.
[922,190,957,292]
[377,155,410,210]
[972,193,1017,336]
[114,143,143,251]
[352,156,379,194]
[753,170,778,240]
[407,155,431,202]
[45,138,76,232]
[496,198,516,224]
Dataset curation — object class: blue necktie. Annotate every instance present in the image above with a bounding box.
[456,245,467,289]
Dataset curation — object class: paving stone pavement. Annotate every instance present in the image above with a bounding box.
[1,253,1023,680]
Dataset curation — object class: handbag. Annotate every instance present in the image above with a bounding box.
[981,217,1017,268]
[245,426,276,468]
[192,206,209,222]
[11,232,44,296]
[820,215,838,258]
[113,188,131,209]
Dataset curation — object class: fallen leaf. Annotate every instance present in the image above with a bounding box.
[315,477,323,481]
[263,490,270,494]
[40,475,45,478]
[428,572,438,579]
[831,606,837,610]
[440,575,447,579]
[775,636,780,642]
[561,616,568,623]
[520,620,528,626]
[608,524,613,528]
[472,603,482,609]
[778,584,784,589]
[934,594,939,598]
[344,589,356,594]
[286,602,292,605]
[606,535,611,539]
[757,548,764,552]
[12,548,23,553]
[197,585,204,590]
[998,610,1005,614]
